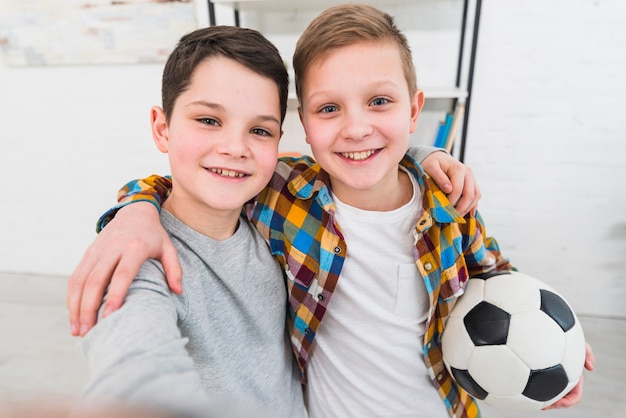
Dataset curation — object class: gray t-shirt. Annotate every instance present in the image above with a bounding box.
[81,209,304,418]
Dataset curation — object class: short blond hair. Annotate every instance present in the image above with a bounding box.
[293,4,417,106]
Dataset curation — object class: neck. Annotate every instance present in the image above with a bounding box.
[331,168,413,211]
[163,198,241,241]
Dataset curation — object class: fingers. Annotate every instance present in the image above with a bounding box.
[543,375,584,410]
[67,247,100,336]
[76,249,123,336]
[161,239,184,295]
[78,277,111,336]
[470,181,481,216]
[67,234,137,336]
[453,169,482,217]
[544,343,594,410]
[100,250,148,317]
[426,162,454,195]
[67,202,177,336]
[584,342,595,371]
[68,243,119,336]
[73,241,180,336]
[445,167,464,211]
[418,150,483,216]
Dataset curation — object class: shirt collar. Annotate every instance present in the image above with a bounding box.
[287,162,331,200]
[286,152,465,225]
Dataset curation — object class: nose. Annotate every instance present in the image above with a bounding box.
[216,130,249,158]
[341,108,373,141]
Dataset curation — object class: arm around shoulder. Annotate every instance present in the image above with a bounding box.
[68,199,182,338]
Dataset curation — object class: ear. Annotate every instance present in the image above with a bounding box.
[151,106,169,153]
[409,89,425,134]
[297,106,311,145]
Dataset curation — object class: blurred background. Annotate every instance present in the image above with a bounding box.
[0,0,624,416]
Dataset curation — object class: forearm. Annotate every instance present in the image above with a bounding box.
[97,175,172,232]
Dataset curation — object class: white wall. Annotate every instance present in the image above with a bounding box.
[465,0,626,318]
[1,0,624,318]
[0,63,170,274]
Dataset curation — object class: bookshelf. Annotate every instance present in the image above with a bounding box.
[206,0,481,162]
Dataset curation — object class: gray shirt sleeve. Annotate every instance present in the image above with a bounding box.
[407,145,449,163]
[79,261,209,415]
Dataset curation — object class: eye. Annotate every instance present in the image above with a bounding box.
[251,127,272,137]
[370,97,390,106]
[319,104,338,114]
[198,117,220,126]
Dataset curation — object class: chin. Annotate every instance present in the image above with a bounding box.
[206,195,254,211]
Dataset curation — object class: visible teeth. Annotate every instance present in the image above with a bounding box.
[341,150,375,160]
[210,168,245,178]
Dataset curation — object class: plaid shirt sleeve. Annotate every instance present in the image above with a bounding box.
[460,211,514,276]
[96,174,172,232]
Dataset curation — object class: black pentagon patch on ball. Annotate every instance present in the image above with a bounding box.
[464,301,510,346]
[522,364,569,401]
[451,367,488,400]
[540,289,576,332]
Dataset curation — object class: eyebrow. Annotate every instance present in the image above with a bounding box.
[187,100,225,112]
[187,100,280,125]
[306,80,402,102]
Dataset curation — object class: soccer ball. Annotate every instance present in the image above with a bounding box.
[441,270,586,411]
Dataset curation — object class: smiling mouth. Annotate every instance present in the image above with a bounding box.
[209,168,247,178]
[339,149,377,161]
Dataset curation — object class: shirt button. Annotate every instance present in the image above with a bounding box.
[333,246,341,254]
[424,262,433,271]
[305,328,311,336]
[317,293,325,301]
[437,373,443,381]
[419,219,427,226]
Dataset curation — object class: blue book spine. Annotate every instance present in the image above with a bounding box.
[434,113,453,148]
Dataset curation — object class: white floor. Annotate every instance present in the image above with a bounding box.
[0,272,623,417]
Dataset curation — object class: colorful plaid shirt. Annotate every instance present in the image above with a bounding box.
[99,152,513,418]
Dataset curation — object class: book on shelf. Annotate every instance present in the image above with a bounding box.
[432,102,465,152]
[444,102,465,152]
[433,112,453,149]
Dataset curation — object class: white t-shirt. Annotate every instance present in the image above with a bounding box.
[305,172,448,418]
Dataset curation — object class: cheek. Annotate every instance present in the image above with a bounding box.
[256,143,279,177]
[172,132,207,155]
[168,138,206,170]
[303,119,333,148]
[386,113,413,140]
[167,145,193,171]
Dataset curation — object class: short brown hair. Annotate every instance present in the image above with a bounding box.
[292,4,417,106]
[161,26,289,124]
